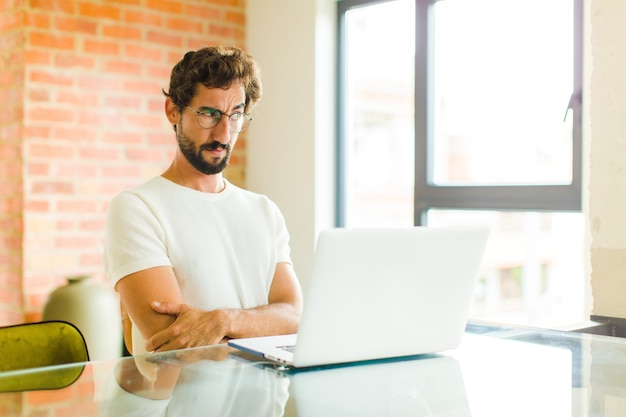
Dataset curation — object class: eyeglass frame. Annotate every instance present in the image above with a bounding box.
[186,105,253,133]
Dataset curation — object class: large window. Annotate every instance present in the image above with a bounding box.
[337,0,584,327]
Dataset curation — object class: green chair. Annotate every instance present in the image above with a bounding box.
[0,321,89,392]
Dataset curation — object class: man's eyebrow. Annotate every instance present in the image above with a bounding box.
[198,103,246,113]
[197,106,218,113]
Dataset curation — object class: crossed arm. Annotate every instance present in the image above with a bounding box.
[117,262,303,354]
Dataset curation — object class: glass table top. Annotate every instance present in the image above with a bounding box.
[1,321,625,416]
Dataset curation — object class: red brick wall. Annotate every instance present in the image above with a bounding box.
[0,0,247,325]
[0,1,25,325]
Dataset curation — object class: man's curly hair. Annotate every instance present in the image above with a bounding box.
[163,45,262,113]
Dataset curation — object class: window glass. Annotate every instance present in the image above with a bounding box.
[343,0,415,227]
[431,0,574,186]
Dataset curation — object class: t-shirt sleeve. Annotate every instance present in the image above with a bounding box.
[104,191,173,289]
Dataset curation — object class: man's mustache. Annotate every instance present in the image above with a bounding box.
[201,142,229,151]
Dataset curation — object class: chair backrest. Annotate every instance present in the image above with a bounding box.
[0,321,89,391]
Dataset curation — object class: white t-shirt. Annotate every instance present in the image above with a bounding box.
[104,176,292,311]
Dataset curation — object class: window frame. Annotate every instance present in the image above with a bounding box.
[336,0,583,226]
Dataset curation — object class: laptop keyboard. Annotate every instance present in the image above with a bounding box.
[278,345,296,353]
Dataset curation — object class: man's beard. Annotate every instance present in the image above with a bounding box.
[176,126,232,175]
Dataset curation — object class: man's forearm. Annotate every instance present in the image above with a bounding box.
[144,262,303,351]
[223,302,302,339]
[145,300,301,351]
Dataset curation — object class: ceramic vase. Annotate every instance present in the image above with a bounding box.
[43,276,123,360]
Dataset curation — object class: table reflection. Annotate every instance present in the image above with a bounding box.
[99,345,471,417]
[453,333,573,417]
[282,354,470,417]
[0,363,85,393]
[102,346,289,417]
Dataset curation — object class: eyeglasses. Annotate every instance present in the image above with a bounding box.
[187,106,252,133]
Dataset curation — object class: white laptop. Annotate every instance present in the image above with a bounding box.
[228,225,489,368]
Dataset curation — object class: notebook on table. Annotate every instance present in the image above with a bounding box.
[228,225,489,368]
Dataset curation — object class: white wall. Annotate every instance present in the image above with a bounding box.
[588,0,626,318]
[247,0,336,290]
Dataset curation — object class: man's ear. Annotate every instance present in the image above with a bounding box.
[165,98,179,126]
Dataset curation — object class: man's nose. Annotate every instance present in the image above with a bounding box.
[212,116,232,143]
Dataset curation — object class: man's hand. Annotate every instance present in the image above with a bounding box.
[145,302,230,352]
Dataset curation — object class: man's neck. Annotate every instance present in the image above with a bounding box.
[162,164,226,193]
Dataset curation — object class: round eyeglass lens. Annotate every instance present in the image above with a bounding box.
[231,114,251,132]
